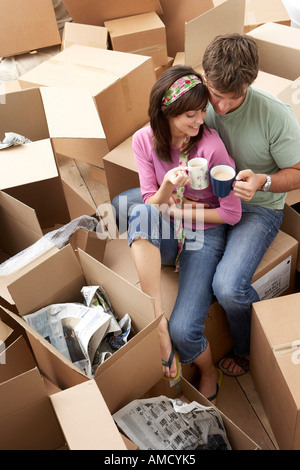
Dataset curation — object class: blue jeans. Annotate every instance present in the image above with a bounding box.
[212,203,283,356]
[119,188,283,360]
[128,203,227,364]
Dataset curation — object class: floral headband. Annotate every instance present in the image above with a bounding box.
[161,74,202,106]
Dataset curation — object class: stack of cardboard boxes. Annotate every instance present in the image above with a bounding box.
[0,0,300,451]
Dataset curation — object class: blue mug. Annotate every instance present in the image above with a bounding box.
[210,164,236,198]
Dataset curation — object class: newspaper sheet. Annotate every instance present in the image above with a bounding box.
[23,285,132,377]
[113,396,231,451]
[0,132,31,149]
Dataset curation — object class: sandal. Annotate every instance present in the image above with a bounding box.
[207,368,223,403]
[162,347,181,381]
[218,350,249,377]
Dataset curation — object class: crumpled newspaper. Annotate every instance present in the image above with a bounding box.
[0,132,32,149]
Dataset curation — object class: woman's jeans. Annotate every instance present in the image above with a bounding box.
[128,203,227,364]
[127,197,283,363]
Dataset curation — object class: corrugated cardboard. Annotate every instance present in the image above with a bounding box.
[2,244,157,389]
[253,70,292,96]
[61,0,163,25]
[185,0,245,68]
[95,320,260,450]
[19,45,156,151]
[61,22,108,50]
[248,22,300,80]
[159,0,214,58]
[0,139,70,229]
[251,293,300,449]
[0,0,61,58]
[244,0,291,32]
[105,12,168,67]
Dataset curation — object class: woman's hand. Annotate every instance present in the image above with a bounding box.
[164,166,190,188]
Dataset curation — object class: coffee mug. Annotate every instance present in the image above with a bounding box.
[210,164,236,198]
[188,157,209,190]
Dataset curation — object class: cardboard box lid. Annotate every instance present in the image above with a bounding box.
[0,139,58,190]
[185,0,245,68]
[0,0,61,58]
[19,45,153,96]
[50,380,127,450]
[61,0,163,25]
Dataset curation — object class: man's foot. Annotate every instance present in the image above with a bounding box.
[218,351,249,377]
[158,316,178,379]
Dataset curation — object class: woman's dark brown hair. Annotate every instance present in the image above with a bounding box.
[149,65,209,162]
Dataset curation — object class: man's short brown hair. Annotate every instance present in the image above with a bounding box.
[202,33,259,96]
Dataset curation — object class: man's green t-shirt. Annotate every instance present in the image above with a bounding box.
[205,86,300,210]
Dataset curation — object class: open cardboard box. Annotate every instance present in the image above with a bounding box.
[0,137,70,230]
[1,244,157,390]
[61,22,108,51]
[0,86,108,168]
[95,317,260,450]
[18,45,156,151]
[251,292,300,449]
[104,12,168,68]
[61,0,163,26]
[0,0,61,58]
[248,22,300,81]
[0,365,126,450]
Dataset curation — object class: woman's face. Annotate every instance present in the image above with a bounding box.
[169,108,207,142]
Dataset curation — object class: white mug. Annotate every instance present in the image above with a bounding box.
[188,157,209,190]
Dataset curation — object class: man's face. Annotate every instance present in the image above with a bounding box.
[207,83,248,115]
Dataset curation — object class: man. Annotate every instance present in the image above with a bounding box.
[112,33,300,376]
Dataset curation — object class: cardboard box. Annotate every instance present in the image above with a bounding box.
[244,0,291,33]
[185,0,245,68]
[105,12,168,67]
[1,244,157,389]
[281,203,300,271]
[159,0,214,58]
[61,0,163,26]
[0,366,126,450]
[95,319,260,450]
[253,70,292,96]
[251,292,300,449]
[0,138,70,229]
[19,45,156,150]
[248,22,300,80]
[0,0,61,58]
[0,86,108,168]
[155,56,174,79]
[61,22,108,51]
[277,76,300,124]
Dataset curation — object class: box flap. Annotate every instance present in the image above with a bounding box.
[0,0,61,57]
[0,335,36,383]
[61,0,163,25]
[40,87,106,139]
[95,317,163,414]
[0,191,43,255]
[50,380,127,450]
[8,244,85,316]
[0,319,13,344]
[185,0,245,67]
[78,249,156,332]
[0,367,65,450]
[0,139,58,190]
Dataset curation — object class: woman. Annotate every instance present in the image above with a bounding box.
[128,65,241,403]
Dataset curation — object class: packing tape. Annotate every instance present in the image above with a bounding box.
[120,76,132,111]
[273,340,300,355]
